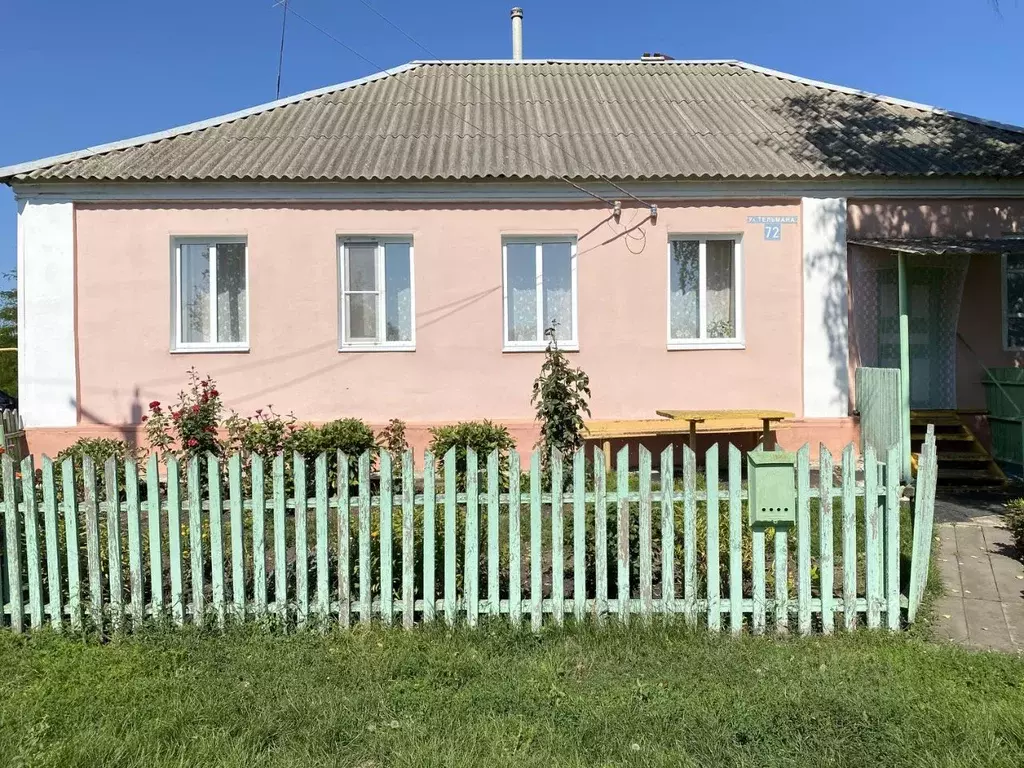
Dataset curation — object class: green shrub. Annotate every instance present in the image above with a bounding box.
[286,418,377,491]
[224,406,295,459]
[54,437,138,500]
[1006,498,1024,555]
[428,420,517,490]
[377,419,409,456]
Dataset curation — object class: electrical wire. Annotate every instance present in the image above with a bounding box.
[352,0,658,213]
[275,0,289,98]
[277,2,618,207]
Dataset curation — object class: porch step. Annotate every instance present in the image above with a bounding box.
[932,452,990,463]
[911,431,974,442]
[910,410,1006,488]
[930,468,1003,484]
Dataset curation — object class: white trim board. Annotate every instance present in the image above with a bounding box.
[18,199,77,428]
[801,197,850,419]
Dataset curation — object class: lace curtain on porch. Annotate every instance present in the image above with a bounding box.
[850,249,968,409]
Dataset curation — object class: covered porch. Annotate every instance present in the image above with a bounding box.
[849,236,1024,485]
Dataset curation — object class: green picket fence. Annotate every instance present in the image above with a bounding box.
[0,430,938,635]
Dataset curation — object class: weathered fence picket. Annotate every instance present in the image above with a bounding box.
[0,435,939,635]
[23,457,43,630]
[465,448,479,628]
[421,451,435,624]
[63,457,81,631]
[315,452,330,623]
[380,450,394,626]
[230,454,246,621]
[796,445,811,635]
[273,453,287,622]
[507,451,521,624]
[209,455,225,628]
[818,446,834,634]
[252,454,267,617]
[166,457,183,626]
[403,450,416,629]
[530,449,543,632]
[705,445,720,631]
[187,457,203,629]
[125,458,142,625]
[41,456,62,629]
[338,451,351,628]
[83,456,104,631]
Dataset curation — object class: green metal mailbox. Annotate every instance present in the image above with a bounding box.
[747,451,797,527]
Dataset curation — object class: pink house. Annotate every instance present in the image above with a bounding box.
[4,56,1024,476]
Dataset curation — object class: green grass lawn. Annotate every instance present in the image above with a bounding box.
[2,624,1023,767]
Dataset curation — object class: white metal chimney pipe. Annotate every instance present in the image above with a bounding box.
[511,7,523,60]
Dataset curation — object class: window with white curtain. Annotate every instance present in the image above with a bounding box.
[668,236,743,349]
[503,238,578,350]
[339,238,414,350]
[173,238,248,351]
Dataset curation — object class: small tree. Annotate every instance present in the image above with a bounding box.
[531,326,591,466]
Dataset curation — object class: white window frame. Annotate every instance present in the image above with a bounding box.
[666,234,745,351]
[338,237,416,352]
[501,237,579,352]
[1002,252,1024,351]
[171,236,249,353]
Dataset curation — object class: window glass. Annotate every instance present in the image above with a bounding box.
[669,238,740,344]
[506,242,538,342]
[669,240,700,340]
[384,241,412,342]
[180,244,211,344]
[706,240,735,339]
[216,243,247,344]
[340,240,414,348]
[345,295,378,342]
[346,244,377,291]
[542,242,573,341]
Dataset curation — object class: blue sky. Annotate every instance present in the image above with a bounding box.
[1,0,1022,284]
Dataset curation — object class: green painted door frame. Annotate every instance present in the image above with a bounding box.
[898,252,912,482]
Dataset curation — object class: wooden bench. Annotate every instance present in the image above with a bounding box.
[585,409,794,470]
[656,409,794,452]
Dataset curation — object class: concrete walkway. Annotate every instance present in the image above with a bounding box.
[932,493,1024,654]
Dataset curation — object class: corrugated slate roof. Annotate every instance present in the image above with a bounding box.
[5,60,1024,183]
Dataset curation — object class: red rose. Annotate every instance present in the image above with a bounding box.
[187,438,198,448]
[141,415,148,423]
[149,400,160,409]
[210,389,219,397]
[172,411,182,420]
[191,404,201,414]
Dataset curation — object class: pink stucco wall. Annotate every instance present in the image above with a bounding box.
[51,200,808,456]
[847,198,1024,411]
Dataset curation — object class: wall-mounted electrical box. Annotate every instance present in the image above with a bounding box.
[747,451,797,527]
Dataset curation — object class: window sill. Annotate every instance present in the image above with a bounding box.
[667,341,745,351]
[171,344,250,354]
[503,343,579,353]
[338,344,416,353]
